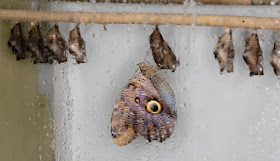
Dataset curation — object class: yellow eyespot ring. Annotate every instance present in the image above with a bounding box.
[146,100,162,114]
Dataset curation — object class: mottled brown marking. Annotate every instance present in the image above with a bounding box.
[47,24,67,64]
[243,33,263,76]
[28,23,51,64]
[8,22,26,60]
[149,25,179,72]
[270,37,280,76]
[69,25,86,64]
[214,28,234,73]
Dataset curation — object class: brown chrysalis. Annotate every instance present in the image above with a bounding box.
[47,24,67,64]
[149,25,179,72]
[214,28,234,73]
[28,23,50,64]
[111,62,176,146]
[270,36,280,76]
[8,22,26,60]
[69,25,86,64]
[243,32,264,76]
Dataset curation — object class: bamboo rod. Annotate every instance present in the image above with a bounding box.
[94,0,253,5]
[1,9,280,29]
[51,0,280,5]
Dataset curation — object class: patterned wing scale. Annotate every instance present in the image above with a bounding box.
[111,62,176,146]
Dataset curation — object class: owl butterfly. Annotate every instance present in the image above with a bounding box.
[8,22,26,60]
[69,25,86,64]
[270,34,280,76]
[213,27,234,73]
[111,62,176,146]
[47,24,67,64]
[28,23,50,64]
[150,25,179,72]
[243,32,264,76]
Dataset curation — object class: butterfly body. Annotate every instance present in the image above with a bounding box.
[111,62,176,146]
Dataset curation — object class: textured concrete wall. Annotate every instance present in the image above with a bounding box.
[50,2,280,161]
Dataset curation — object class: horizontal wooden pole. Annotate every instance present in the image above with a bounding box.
[0,9,280,30]
[51,0,280,5]
[94,0,253,5]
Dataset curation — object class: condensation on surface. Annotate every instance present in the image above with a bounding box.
[43,2,280,161]
[0,1,53,161]
[2,1,280,161]
[44,2,280,161]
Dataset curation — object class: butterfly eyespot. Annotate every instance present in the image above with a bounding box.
[135,97,140,104]
[127,83,136,91]
[146,100,162,114]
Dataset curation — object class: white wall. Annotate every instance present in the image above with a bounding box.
[43,2,280,161]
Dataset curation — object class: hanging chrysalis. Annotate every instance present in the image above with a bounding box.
[111,62,176,146]
[243,32,264,76]
[213,27,234,73]
[149,25,179,72]
[28,23,49,64]
[69,25,86,63]
[8,22,26,60]
[270,35,280,76]
[47,24,67,63]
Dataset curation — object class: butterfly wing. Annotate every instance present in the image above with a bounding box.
[111,63,176,146]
